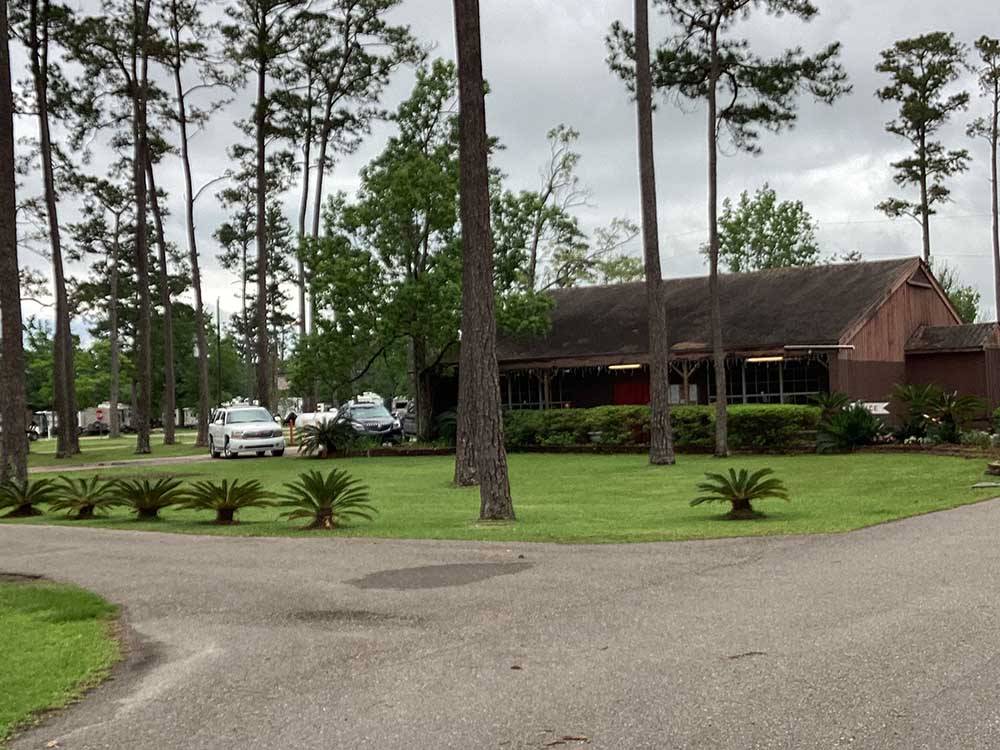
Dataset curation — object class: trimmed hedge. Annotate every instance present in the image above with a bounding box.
[504,404,820,452]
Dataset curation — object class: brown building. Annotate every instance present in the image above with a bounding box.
[494,257,997,410]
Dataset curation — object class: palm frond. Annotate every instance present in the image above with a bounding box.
[0,477,58,516]
[49,477,122,518]
[277,468,376,529]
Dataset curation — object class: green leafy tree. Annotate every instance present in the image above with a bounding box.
[11,0,81,457]
[68,0,163,454]
[222,0,306,411]
[933,261,980,323]
[607,0,849,457]
[876,33,970,262]
[66,174,132,437]
[717,184,820,272]
[155,0,234,447]
[968,36,1000,321]
[322,61,462,441]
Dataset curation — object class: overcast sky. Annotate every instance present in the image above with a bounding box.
[15,0,1000,330]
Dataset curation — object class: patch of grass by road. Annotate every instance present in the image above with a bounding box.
[29,431,206,468]
[4,452,996,543]
[0,579,120,744]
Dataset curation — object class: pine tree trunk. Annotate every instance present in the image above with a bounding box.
[173,65,210,447]
[297,97,312,342]
[297,109,315,413]
[0,0,28,483]
[131,0,154,455]
[29,0,78,457]
[707,26,728,458]
[254,59,271,410]
[408,337,433,442]
[918,131,931,263]
[453,0,513,520]
[991,90,999,322]
[310,93,334,242]
[146,157,176,445]
[108,219,121,439]
[634,0,675,466]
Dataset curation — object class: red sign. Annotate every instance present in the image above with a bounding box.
[95,408,105,422]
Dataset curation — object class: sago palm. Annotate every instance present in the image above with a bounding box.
[182,478,273,525]
[277,469,376,530]
[115,478,186,521]
[297,420,357,458]
[0,477,58,517]
[49,476,122,519]
[691,468,790,520]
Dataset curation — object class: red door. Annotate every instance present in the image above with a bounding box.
[613,379,650,405]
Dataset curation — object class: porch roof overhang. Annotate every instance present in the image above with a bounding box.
[496,343,836,372]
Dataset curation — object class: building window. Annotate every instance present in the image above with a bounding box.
[708,356,828,404]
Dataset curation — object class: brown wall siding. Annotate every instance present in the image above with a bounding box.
[831,359,905,402]
[905,352,987,401]
[833,276,958,400]
[848,280,958,363]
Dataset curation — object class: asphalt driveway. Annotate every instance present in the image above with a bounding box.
[3,500,1000,749]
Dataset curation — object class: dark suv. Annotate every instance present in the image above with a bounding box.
[340,402,402,444]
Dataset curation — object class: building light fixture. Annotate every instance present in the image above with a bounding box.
[746,356,785,363]
[608,364,643,370]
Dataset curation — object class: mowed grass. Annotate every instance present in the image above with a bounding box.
[28,430,207,468]
[0,580,120,744]
[4,452,997,543]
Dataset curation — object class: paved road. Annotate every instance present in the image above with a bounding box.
[3,502,1000,750]
[29,454,212,474]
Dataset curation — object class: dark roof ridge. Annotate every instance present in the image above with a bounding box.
[547,256,919,296]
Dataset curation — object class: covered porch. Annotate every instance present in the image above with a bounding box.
[499,353,831,411]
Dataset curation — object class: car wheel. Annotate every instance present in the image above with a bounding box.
[223,439,235,459]
[271,449,285,457]
[210,438,221,459]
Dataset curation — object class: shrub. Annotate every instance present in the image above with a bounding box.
[298,419,357,458]
[930,391,985,444]
[728,405,820,452]
[277,469,376,530]
[810,391,850,420]
[182,479,273,524]
[817,403,886,453]
[434,410,458,445]
[503,404,819,452]
[890,383,942,440]
[959,430,994,451]
[49,477,122,519]
[115,478,186,521]
[690,468,790,520]
[0,477,58,517]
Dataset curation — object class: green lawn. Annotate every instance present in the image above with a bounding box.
[5,452,997,543]
[29,431,206,468]
[0,580,120,744]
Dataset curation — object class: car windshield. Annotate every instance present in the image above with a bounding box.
[351,404,391,419]
[227,408,273,424]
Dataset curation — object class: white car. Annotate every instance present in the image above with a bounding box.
[208,406,285,459]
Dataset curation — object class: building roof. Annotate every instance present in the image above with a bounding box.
[906,322,1000,353]
[497,257,922,366]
